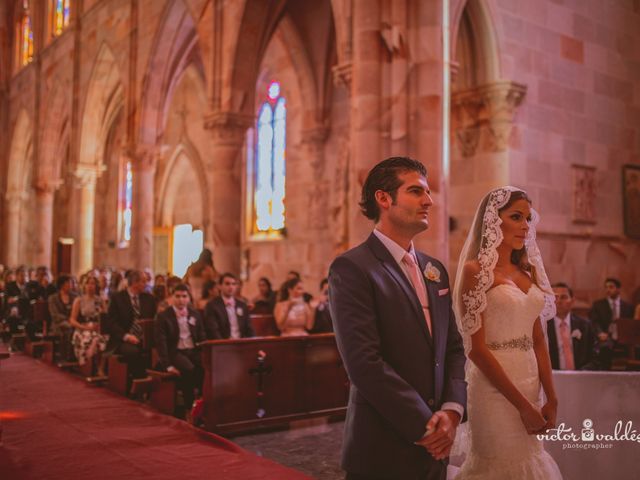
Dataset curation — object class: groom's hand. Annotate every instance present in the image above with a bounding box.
[416,410,460,460]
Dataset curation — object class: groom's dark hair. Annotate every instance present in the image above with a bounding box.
[360,156,427,222]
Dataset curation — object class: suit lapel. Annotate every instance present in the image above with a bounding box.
[217,299,231,336]
[367,234,433,346]
[167,307,179,338]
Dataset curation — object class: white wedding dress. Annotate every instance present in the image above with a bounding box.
[454,283,563,479]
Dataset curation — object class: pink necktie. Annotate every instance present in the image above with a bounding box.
[402,253,432,335]
[559,320,575,370]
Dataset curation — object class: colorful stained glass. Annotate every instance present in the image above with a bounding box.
[20,15,34,66]
[53,0,70,37]
[119,160,133,244]
[252,82,286,234]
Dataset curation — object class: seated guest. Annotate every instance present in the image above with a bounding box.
[204,273,253,339]
[108,271,124,300]
[589,277,634,370]
[635,304,640,321]
[309,278,333,334]
[69,275,109,376]
[251,277,276,314]
[5,267,29,322]
[589,277,634,340]
[235,278,250,304]
[196,280,218,311]
[106,270,157,379]
[548,282,597,370]
[154,283,206,410]
[25,266,57,301]
[284,271,313,303]
[274,278,314,336]
[48,274,77,361]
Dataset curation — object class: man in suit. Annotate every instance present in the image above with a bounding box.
[155,283,206,410]
[106,270,157,378]
[547,282,597,370]
[203,273,254,340]
[589,277,635,337]
[589,277,634,370]
[329,157,467,480]
[310,278,333,334]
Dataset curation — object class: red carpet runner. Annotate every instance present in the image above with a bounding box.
[0,353,311,479]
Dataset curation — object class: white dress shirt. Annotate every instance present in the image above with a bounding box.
[553,313,574,370]
[174,307,195,350]
[373,229,464,424]
[223,296,241,339]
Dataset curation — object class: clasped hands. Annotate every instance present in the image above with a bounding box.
[520,399,557,435]
[415,410,460,461]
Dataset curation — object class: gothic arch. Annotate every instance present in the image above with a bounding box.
[5,109,34,263]
[79,43,124,169]
[156,140,208,228]
[138,0,202,148]
[39,83,70,181]
[451,0,501,89]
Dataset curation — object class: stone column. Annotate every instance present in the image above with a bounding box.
[410,0,447,261]
[4,191,25,265]
[348,0,382,246]
[130,147,158,270]
[301,127,329,232]
[33,182,58,267]
[73,167,99,274]
[204,111,253,275]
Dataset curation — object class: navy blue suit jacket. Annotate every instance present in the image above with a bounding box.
[328,233,467,479]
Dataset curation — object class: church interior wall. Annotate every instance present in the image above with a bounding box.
[0,0,638,303]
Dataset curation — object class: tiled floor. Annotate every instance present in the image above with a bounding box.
[231,418,345,480]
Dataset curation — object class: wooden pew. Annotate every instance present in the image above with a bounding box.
[106,319,155,396]
[200,333,348,435]
[250,314,279,337]
[146,369,179,415]
[617,318,640,370]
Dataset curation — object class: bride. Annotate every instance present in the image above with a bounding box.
[452,187,562,479]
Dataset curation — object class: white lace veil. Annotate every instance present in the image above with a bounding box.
[450,186,556,466]
[452,186,556,356]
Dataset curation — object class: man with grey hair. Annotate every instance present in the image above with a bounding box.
[106,270,157,378]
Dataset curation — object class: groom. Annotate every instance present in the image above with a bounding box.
[329,157,467,480]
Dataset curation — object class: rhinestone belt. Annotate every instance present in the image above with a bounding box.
[486,334,533,351]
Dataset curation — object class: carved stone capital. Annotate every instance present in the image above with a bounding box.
[5,189,28,204]
[332,61,353,91]
[124,144,163,173]
[73,165,103,188]
[451,80,527,156]
[204,111,254,146]
[34,179,62,196]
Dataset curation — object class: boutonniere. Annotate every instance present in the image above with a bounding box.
[236,307,244,316]
[188,316,197,326]
[571,329,582,340]
[423,262,441,283]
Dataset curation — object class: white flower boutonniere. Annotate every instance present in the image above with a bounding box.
[571,329,582,340]
[188,316,197,326]
[423,262,441,283]
[236,307,244,317]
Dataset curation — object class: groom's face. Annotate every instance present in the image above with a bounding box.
[382,171,433,233]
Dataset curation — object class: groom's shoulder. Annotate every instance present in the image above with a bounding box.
[330,241,375,272]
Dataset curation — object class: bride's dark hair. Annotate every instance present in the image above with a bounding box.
[467,190,540,287]
[497,190,541,287]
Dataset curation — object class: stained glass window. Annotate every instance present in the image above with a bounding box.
[20,11,34,66]
[53,0,71,37]
[252,81,286,235]
[118,160,133,245]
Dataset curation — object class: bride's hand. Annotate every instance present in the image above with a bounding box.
[519,403,546,434]
[538,400,558,433]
